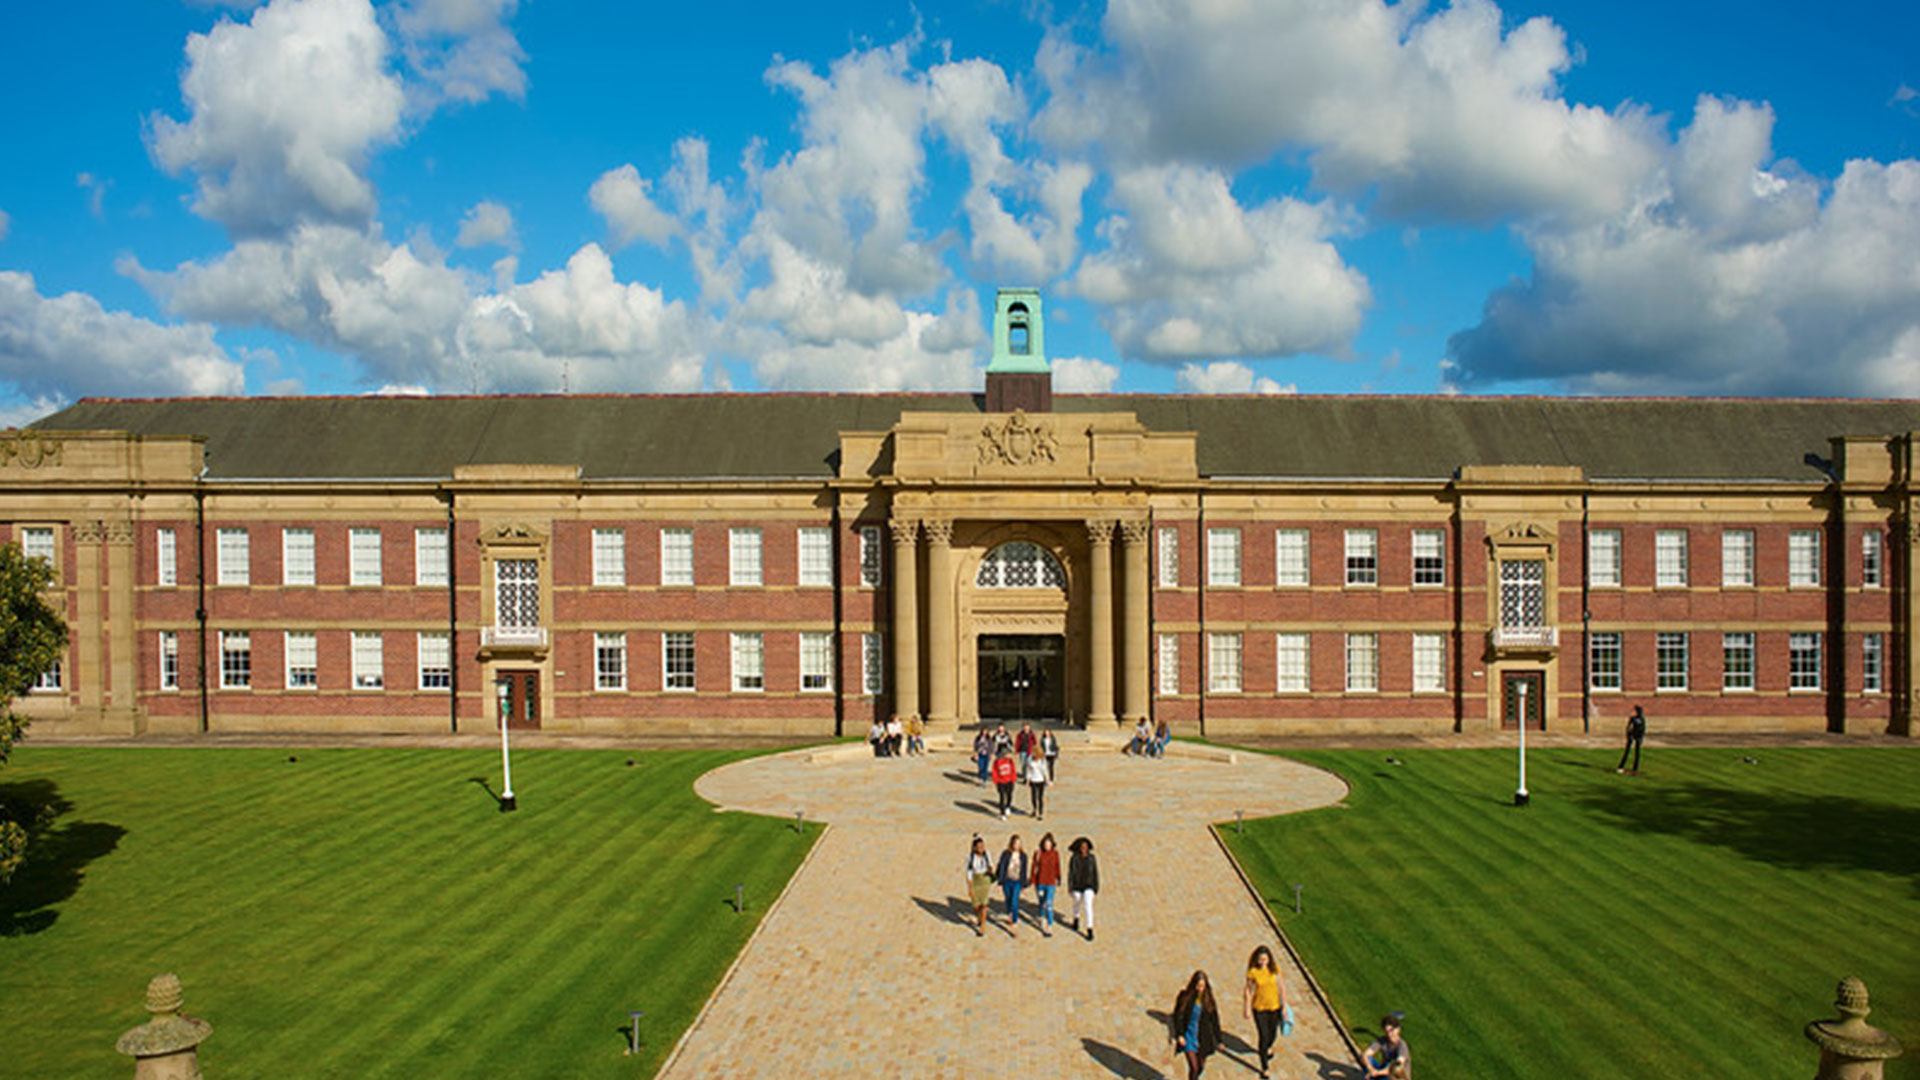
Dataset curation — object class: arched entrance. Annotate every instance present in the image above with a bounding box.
[958,532,1077,726]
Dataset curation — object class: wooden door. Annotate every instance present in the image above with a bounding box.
[1500,671,1545,730]
[495,670,541,730]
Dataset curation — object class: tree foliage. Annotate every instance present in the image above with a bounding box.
[0,540,68,881]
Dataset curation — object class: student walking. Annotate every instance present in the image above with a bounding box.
[995,835,1029,937]
[1031,833,1062,936]
[964,836,994,935]
[991,749,1018,818]
[1169,970,1223,1080]
[1015,723,1036,782]
[973,728,993,782]
[1243,945,1292,1079]
[1026,751,1051,819]
[1617,704,1646,774]
[1041,728,1060,780]
[1067,836,1099,941]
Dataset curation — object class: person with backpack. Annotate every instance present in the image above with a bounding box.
[964,835,995,936]
[995,834,1029,937]
[1067,836,1099,941]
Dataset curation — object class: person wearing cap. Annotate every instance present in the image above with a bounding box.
[1363,1012,1411,1079]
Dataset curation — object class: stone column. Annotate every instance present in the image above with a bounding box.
[1087,519,1116,727]
[74,520,105,719]
[1121,519,1152,726]
[890,518,921,725]
[924,519,956,731]
[116,972,211,1079]
[1806,976,1903,1079]
[107,518,138,730]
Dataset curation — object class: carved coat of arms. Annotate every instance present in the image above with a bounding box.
[978,410,1059,467]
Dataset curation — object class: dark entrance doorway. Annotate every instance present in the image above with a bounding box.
[1500,671,1545,730]
[495,670,541,730]
[977,635,1066,723]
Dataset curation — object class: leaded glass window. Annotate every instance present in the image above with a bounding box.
[1499,560,1546,629]
[495,559,539,628]
[976,542,1065,589]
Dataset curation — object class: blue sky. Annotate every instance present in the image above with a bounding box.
[1,0,1916,424]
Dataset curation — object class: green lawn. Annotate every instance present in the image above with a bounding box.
[0,747,817,1079]
[1223,747,1919,1080]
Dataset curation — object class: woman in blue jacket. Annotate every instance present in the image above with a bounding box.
[995,834,1028,937]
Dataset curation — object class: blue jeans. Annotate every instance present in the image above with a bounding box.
[976,753,990,781]
[1002,881,1024,923]
[1034,883,1056,926]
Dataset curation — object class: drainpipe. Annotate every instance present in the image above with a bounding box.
[1196,488,1207,739]
[442,489,458,734]
[830,500,845,739]
[1449,474,1465,734]
[1828,442,1848,734]
[1580,487,1592,734]
[193,473,209,734]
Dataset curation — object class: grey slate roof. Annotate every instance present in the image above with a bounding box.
[30,394,1920,482]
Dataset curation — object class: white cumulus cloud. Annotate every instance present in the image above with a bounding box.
[391,0,527,110]
[1176,361,1296,395]
[455,199,516,248]
[1051,356,1120,393]
[589,164,679,249]
[0,271,245,400]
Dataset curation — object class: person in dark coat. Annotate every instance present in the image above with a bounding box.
[1169,969,1223,1079]
[1067,836,1099,940]
[1616,705,1646,774]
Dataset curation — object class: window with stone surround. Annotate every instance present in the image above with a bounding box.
[799,528,832,587]
[1412,529,1445,587]
[1157,527,1179,588]
[1275,529,1308,587]
[352,631,384,689]
[1789,530,1821,587]
[729,528,762,587]
[593,529,626,587]
[664,632,695,691]
[1344,529,1377,587]
[283,528,316,586]
[1588,529,1621,588]
[157,528,177,587]
[595,632,627,690]
[1589,632,1621,690]
[1276,632,1309,692]
[1789,633,1822,690]
[285,631,318,689]
[1722,632,1754,691]
[800,631,833,691]
[415,527,448,587]
[731,632,764,691]
[349,528,383,586]
[1656,632,1688,690]
[220,631,251,689]
[1207,632,1242,693]
[418,632,451,690]
[1207,528,1241,587]
[217,528,250,586]
[1721,530,1753,588]
[1157,633,1179,696]
[661,528,694,587]
[1345,632,1378,692]
[1655,530,1688,588]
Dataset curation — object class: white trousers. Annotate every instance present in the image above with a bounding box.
[1072,888,1096,929]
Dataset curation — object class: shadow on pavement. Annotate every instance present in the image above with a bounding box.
[1082,1037,1166,1079]
[911,895,976,927]
[1305,1051,1364,1078]
[951,799,1001,818]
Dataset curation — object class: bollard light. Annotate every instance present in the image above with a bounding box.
[734,883,744,914]
[626,1010,644,1055]
[794,809,804,833]
[1513,680,1530,807]
[498,685,518,812]
[1293,883,1304,914]
[1236,809,1244,834]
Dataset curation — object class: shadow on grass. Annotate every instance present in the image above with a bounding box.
[1081,1037,1165,1079]
[0,779,125,937]
[1573,782,1920,889]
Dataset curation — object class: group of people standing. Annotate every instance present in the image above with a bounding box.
[973,722,1060,819]
[964,832,1099,940]
[867,715,925,757]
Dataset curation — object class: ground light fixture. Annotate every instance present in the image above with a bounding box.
[1514,679,1531,807]
[734,883,745,914]
[625,1011,644,1055]
[498,698,517,812]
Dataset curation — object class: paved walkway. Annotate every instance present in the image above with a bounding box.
[661,737,1358,1080]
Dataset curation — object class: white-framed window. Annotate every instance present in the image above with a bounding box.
[351,631,384,689]
[20,526,55,567]
[661,528,694,587]
[418,631,451,691]
[1274,529,1309,587]
[1344,529,1377,587]
[1789,632,1822,690]
[1499,560,1546,630]
[1656,632,1688,690]
[800,631,833,691]
[1157,633,1180,695]
[1789,530,1821,587]
[592,528,626,587]
[1413,632,1445,692]
[216,527,250,586]
[1864,632,1884,693]
[219,630,251,689]
[1721,529,1754,588]
[1722,632,1755,691]
[33,660,61,692]
[1655,530,1688,588]
[1345,632,1379,692]
[156,528,177,587]
[859,526,883,587]
[663,631,696,691]
[595,632,627,691]
[349,528,382,586]
[730,631,764,691]
[1275,632,1309,693]
[415,527,449,587]
[1157,526,1179,588]
[159,630,180,690]
[1862,530,1883,588]
[861,632,883,695]
[1589,529,1621,588]
[285,631,318,689]
[1207,632,1242,693]
[1589,631,1621,691]
[729,528,762,586]
[1412,530,1446,587]
[1207,528,1241,587]
[799,528,832,587]
[282,527,316,586]
[494,559,539,629]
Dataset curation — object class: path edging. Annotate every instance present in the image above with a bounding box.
[1207,822,1365,1069]
[651,820,831,1079]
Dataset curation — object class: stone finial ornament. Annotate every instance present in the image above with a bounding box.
[1806,976,1903,1079]
[115,973,212,1079]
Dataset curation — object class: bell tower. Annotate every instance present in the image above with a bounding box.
[985,287,1052,413]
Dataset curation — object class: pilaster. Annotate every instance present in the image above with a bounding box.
[924,519,956,730]
[890,518,922,724]
[1121,519,1152,726]
[1087,519,1116,727]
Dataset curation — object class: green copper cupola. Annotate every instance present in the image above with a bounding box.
[985,287,1053,412]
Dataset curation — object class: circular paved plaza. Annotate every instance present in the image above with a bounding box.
[661,737,1357,1079]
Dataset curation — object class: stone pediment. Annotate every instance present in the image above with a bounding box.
[1486,519,1557,554]
[850,410,1197,485]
